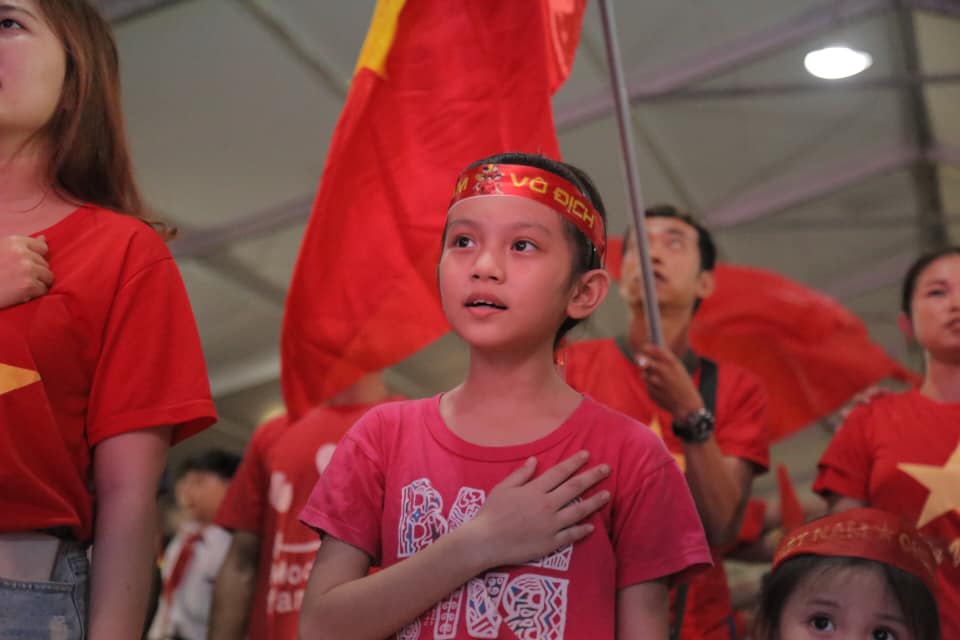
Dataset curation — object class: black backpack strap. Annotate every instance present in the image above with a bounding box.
[670,355,721,640]
[698,356,718,415]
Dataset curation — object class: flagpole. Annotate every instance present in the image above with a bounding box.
[597,0,663,346]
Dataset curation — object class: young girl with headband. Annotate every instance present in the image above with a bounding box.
[754,508,940,640]
[298,152,711,639]
[0,1,215,636]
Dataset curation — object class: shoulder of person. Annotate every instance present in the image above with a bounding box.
[337,397,433,449]
[582,396,674,461]
[564,337,618,361]
[86,206,174,265]
[836,386,902,427]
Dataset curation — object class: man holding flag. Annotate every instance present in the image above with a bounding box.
[565,205,770,640]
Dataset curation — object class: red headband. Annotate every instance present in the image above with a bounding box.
[773,508,939,595]
[449,163,606,264]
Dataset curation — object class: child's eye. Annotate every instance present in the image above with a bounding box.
[451,235,474,249]
[872,630,896,640]
[512,239,536,252]
[0,18,24,30]
[926,288,946,297]
[808,615,835,632]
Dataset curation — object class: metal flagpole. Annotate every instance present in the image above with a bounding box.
[597,0,664,346]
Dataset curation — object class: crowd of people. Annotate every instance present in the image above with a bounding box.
[1,1,957,639]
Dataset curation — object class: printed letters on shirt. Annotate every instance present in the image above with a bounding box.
[396,478,571,640]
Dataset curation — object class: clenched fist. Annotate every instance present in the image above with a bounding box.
[0,235,53,309]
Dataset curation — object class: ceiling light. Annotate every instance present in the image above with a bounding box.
[804,46,873,80]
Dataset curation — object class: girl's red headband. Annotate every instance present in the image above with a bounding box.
[449,163,606,265]
[773,508,939,595]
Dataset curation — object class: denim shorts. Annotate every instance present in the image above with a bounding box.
[0,542,89,639]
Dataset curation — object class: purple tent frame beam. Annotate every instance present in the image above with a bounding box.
[705,145,960,229]
[823,250,918,301]
[556,0,889,130]
[909,0,960,18]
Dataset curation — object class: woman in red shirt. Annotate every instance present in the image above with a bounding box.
[0,1,216,637]
[814,247,960,638]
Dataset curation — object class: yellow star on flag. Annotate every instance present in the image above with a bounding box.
[0,362,40,396]
[898,442,960,528]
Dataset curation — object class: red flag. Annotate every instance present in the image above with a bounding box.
[689,264,919,439]
[282,0,586,418]
[604,237,918,440]
[777,465,805,533]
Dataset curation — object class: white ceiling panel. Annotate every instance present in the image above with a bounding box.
[116,0,342,227]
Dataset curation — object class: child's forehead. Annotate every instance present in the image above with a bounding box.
[446,195,565,230]
[795,561,893,601]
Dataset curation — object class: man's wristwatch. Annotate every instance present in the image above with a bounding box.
[671,407,715,443]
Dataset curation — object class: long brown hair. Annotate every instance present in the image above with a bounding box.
[35,0,171,237]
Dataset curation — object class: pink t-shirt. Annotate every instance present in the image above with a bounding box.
[301,395,711,640]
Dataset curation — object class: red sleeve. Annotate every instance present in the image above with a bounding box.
[714,367,770,472]
[215,418,287,533]
[299,410,385,562]
[613,438,712,589]
[813,405,873,502]
[86,247,216,446]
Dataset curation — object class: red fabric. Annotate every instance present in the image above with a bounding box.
[777,465,805,533]
[281,0,585,418]
[690,264,918,439]
[300,395,711,639]
[604,238,919,441]
[215,405,379,640]
[215,415,291,536]
[735,500,767,546]
[0,206,216,542]
[814,390,960,638]
[564,338,769,640]
[161,530,202,603]
[773,508,939,595]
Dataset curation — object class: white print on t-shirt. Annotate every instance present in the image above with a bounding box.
[265,442,335,619]
[269,472,293,513]
[397,478,571,640]
[315,443,336,474]
[266,531,321,616]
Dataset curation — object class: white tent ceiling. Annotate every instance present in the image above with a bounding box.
[99,0,960,487]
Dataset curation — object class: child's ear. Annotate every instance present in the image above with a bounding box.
[696,269,716,300]
[897,312,915,342]
[568,269,610,320]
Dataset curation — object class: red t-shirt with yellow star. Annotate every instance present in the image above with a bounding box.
[564,338,769,640]
[0,205,216,542]
[814,389,960,638]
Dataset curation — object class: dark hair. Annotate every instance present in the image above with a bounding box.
[754,555,940,640]
[178,450,241,481]
[901,247,960,317]
[623,204,716,272]
[32,1,170,236]
[452,152,608,347]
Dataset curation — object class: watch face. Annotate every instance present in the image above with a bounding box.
[674,409,714,442]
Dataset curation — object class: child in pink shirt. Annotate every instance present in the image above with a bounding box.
[299,153,711,639]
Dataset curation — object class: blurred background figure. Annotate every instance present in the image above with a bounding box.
[148,450,240,640]
[209,373,393,640]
